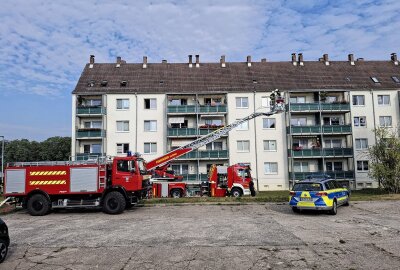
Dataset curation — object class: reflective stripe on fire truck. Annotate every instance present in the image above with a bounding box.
[30,171,67,176]
[30,180,67,185]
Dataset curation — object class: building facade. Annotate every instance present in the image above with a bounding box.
[72,54,400,190]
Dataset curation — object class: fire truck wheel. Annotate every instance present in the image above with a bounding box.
[171,189,182,198]
[231,188,242,198]
[103,191,126,214]
[27,194,51,216]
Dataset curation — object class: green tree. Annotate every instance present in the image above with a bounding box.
[39,136,71,161]
[368,128,400,193]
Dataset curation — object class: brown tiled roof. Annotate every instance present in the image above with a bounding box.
[73,60,400,94]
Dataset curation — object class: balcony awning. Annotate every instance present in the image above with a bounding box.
[168,117,185,124]
[200,114,225,118]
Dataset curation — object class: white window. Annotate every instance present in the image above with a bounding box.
[83,144,102,154]
[144,98,157,109]
[144,120,157,132]
[289,96,306,103]
[84,121,102,129]
[326,161,343,171]
[293,161,309,172]
[377,95,390,105]
[354,116,366,127]
[352,95,365,106]
[237,140,250,152]
[293,139,308,149]
[236,97,248,108]
[261,97,270,108]
[263,118,276,129]
[144,143,157,154]
[290,118,306,126]
[355,139,368,150]
[116,121,129,132]
[84,99,101,106]
[357,160,369,171]
[117,143,129,154]
[379,116,392,127]
[324,139,342,148]
[263,140,277,151]
[116,99,130,110]
[236,120,249,130]
[264,162,278,174]
[206,142,223,150]
[171,164,189,175]
[323,117,341,126]
[205,119,223,126]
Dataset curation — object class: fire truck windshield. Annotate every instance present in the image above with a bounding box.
[137,159,148,175]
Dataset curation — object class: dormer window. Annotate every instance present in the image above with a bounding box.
[87,80,95,87]
[370,77,380,83]
[120,81,127,87]
[101,80,108,87]
[391,76,400,83]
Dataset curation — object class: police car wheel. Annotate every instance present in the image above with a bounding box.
[329,200,337,215]
[343,196,350,206]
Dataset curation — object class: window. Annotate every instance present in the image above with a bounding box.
[323,117,341,126]
[206,142,223,150]
[261,97,270,108]
[116,99,130,110]
[83,144,101,154]
[289,96,306,103]
[326,161,343,171]
[101,80,108,87]
[357,160,369,171]
[205,119,223,126]
[83,99,101,106]
[117,160,130,172]
[116,121,129,132]
[293,139,308,149]
[377,95,390,105]
[84,121,102,129]
[236,97,248,108]
[171,164,189,175]
[391,76,400,83]
[352,95,365,106]
[117,143,129,154]
[144,98,157,109]
[324,139,342,148]
[236,121,248,130]
[379,116,392,127]
[293,161,309,172]
[326,96,337,103]
[263,140,277,151]
[354,116,366,127]
[263,118,276,129]
[144,120,157,132]
[264,162,278,174]
[371,77,380,83]
[355,139,368,150]
[237,140,250,152]
[144,143,157,154]
[169,99,187,106]
[290,118,306,126]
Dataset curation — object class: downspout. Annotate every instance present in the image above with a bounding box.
[370,89,379,187]
[253,90,259,191]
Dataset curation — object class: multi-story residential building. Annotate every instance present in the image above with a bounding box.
[72,53,400,190]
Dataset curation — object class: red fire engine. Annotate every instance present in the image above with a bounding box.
[2,90,284,215]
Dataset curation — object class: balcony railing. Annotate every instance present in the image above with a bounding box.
[167,105,227,114]
[76,153,104,161]
[76,106,106,115]
[288,125,352,134]
[289,103,350,112]
[76,129,106,138]
[289,171,355,180]
[177,150,229,160]
[167,128,228,137]
[289,148,353,157]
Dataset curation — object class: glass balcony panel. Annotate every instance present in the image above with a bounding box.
[168,128,197,136]
[177,150,228,159]
[167,105,196,113]
[76,107,106,115]
[199,105,227,113]
[321,103,350,111]
[76,129,106,138]
[290,103,320,111]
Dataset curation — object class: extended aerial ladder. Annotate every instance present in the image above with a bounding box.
[146,90,285,179]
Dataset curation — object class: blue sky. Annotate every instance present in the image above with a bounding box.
[0,0,399,141]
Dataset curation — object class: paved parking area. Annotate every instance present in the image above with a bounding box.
[1,200,400,269]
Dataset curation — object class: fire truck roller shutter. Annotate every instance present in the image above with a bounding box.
[70,167,98,192]
[5,169,26,194]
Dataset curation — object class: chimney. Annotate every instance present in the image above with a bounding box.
[357,58,364,62]
[143,56,147,69]
[162,59,167,64]
[89,55,95,68]
[116,56,121,68]
[261,58,267,63]
[247,55,252,67]
[220,55,226,68]
[291,53,297,66]
[348,54,355,65]
[195,55,200,67]
[188,55,193,68]
[391,53,398,65]
[298,53,304,66]
[323,54,329,66]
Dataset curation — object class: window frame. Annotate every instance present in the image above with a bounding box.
[352,95,365,106]
[263,118,276,129]
[377,95,390,106]
[144,98,157,110]
[117,143,130,154]
[264,162,278,174]
[116,120,129,132]
[355,138,368,150]
[237,140,250,152]
[357,160,369,172]
[263,140,277,151]
[353,116,366,127]
[236,97,249,108]
[379,116,392,127]
[144,142,157,154]
[144,120,157,132]
[116,98,130,110]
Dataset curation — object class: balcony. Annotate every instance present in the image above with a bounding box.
[177,150,229,160]
[167,105,227,114]
[167,128,228,137]
[76,153,104,161]
[76,129,106,138]
[288,125,352,135]
[76,106,106,115]
[289,102,350,112]
[289,148,353,158]
[289,171,355,180]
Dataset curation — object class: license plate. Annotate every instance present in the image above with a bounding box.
[300,197,313,201]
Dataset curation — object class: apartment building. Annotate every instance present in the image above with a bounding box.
[72,53,400,190]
